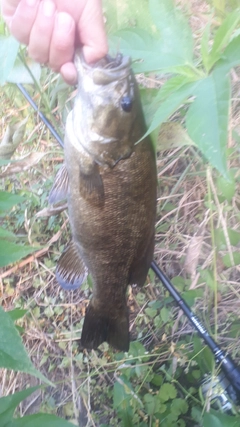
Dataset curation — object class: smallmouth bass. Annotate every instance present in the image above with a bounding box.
[50,53,157,351]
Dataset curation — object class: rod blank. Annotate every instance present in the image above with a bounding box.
[151,260,240,404]
[17,83,64,148]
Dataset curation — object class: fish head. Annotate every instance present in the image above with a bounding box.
[71,52,140,167]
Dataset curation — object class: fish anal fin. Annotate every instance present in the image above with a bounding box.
[49,163,69,204]
[56,241,88,290]
[129,232,155,287]
[81,300,129,351]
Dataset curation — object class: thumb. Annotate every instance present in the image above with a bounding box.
[76,0,107,63]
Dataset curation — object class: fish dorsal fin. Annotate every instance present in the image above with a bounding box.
[56,241,88,290]
[49,163,69,204]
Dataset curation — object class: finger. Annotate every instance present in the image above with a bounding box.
[48,12,75,72]
[9,0,40,44]
[60,62,77,86]
[1,0,21,23]
[78,0,108,63]
[28,0,56,64]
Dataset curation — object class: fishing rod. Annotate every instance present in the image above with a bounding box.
[151,261,240,407]
[17,83,240,410]
[17,83,64,148]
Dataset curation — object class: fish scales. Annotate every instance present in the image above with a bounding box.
[50,53,157,351]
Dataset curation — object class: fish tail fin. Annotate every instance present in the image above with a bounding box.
[81,300,129,352]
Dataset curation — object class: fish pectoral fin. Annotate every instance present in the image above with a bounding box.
[81,300,129,352]
[79,163,104,206]
[49,163,69,204]
[56,241,88,290]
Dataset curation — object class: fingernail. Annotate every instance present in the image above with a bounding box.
[42,0,55,17]
[56,12,73,33]
[26,0,38,6]
[65,69,77,85]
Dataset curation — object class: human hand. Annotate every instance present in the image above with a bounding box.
[1,0,108,84]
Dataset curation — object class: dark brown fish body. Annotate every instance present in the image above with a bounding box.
[50,53,157,351]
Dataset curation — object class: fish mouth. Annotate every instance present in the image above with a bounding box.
[74,50,131,85]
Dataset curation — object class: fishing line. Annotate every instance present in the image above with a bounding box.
[17,83,240,410]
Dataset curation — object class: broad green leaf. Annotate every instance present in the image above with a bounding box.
[154,74,200,105]
[201,20,212,72]
[140,76,194,147]
[191,406,203,424]
[0,241,37,268]
[215,228,240,250]
[158,383,177,402]
[144,393,158,416]
[186,70,230,177]
[208,11,240,69]
[115,410,134,427]
[145,308,157,318]
[222,252,240,268]
[0,387,38,426]
[7,309,27,322]
[138,80,200,141]
[129,341,147,359]
[182,289,203,307]
[171,275,189,291]
[110,29,169,73]
[0,191,25,213]
[149,0,193,63]
[165,64,203,79]
[151,374,163,387]
[0,227,15,240]
[11,414,75,427]
[110,24,193,74]
[156,403,167,414]
[214,34,240,73]
[0,307,51,385]
[148,300,162,310]
[103,0,153,33]
[229,321,240,339]
[171,398,188,416]
[200,269,215,290]
[0,36,19,86]
[140,87,161,148]
[216,174,235,201]
[234,28,240,38]
[140,88,159,127]
[113,376,140,414]
[192,336,214,373]
[8,58,41,85]
[160,306,171,323]
[203,409,240,427]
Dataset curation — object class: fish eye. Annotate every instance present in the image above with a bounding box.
[121,96,132,112]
